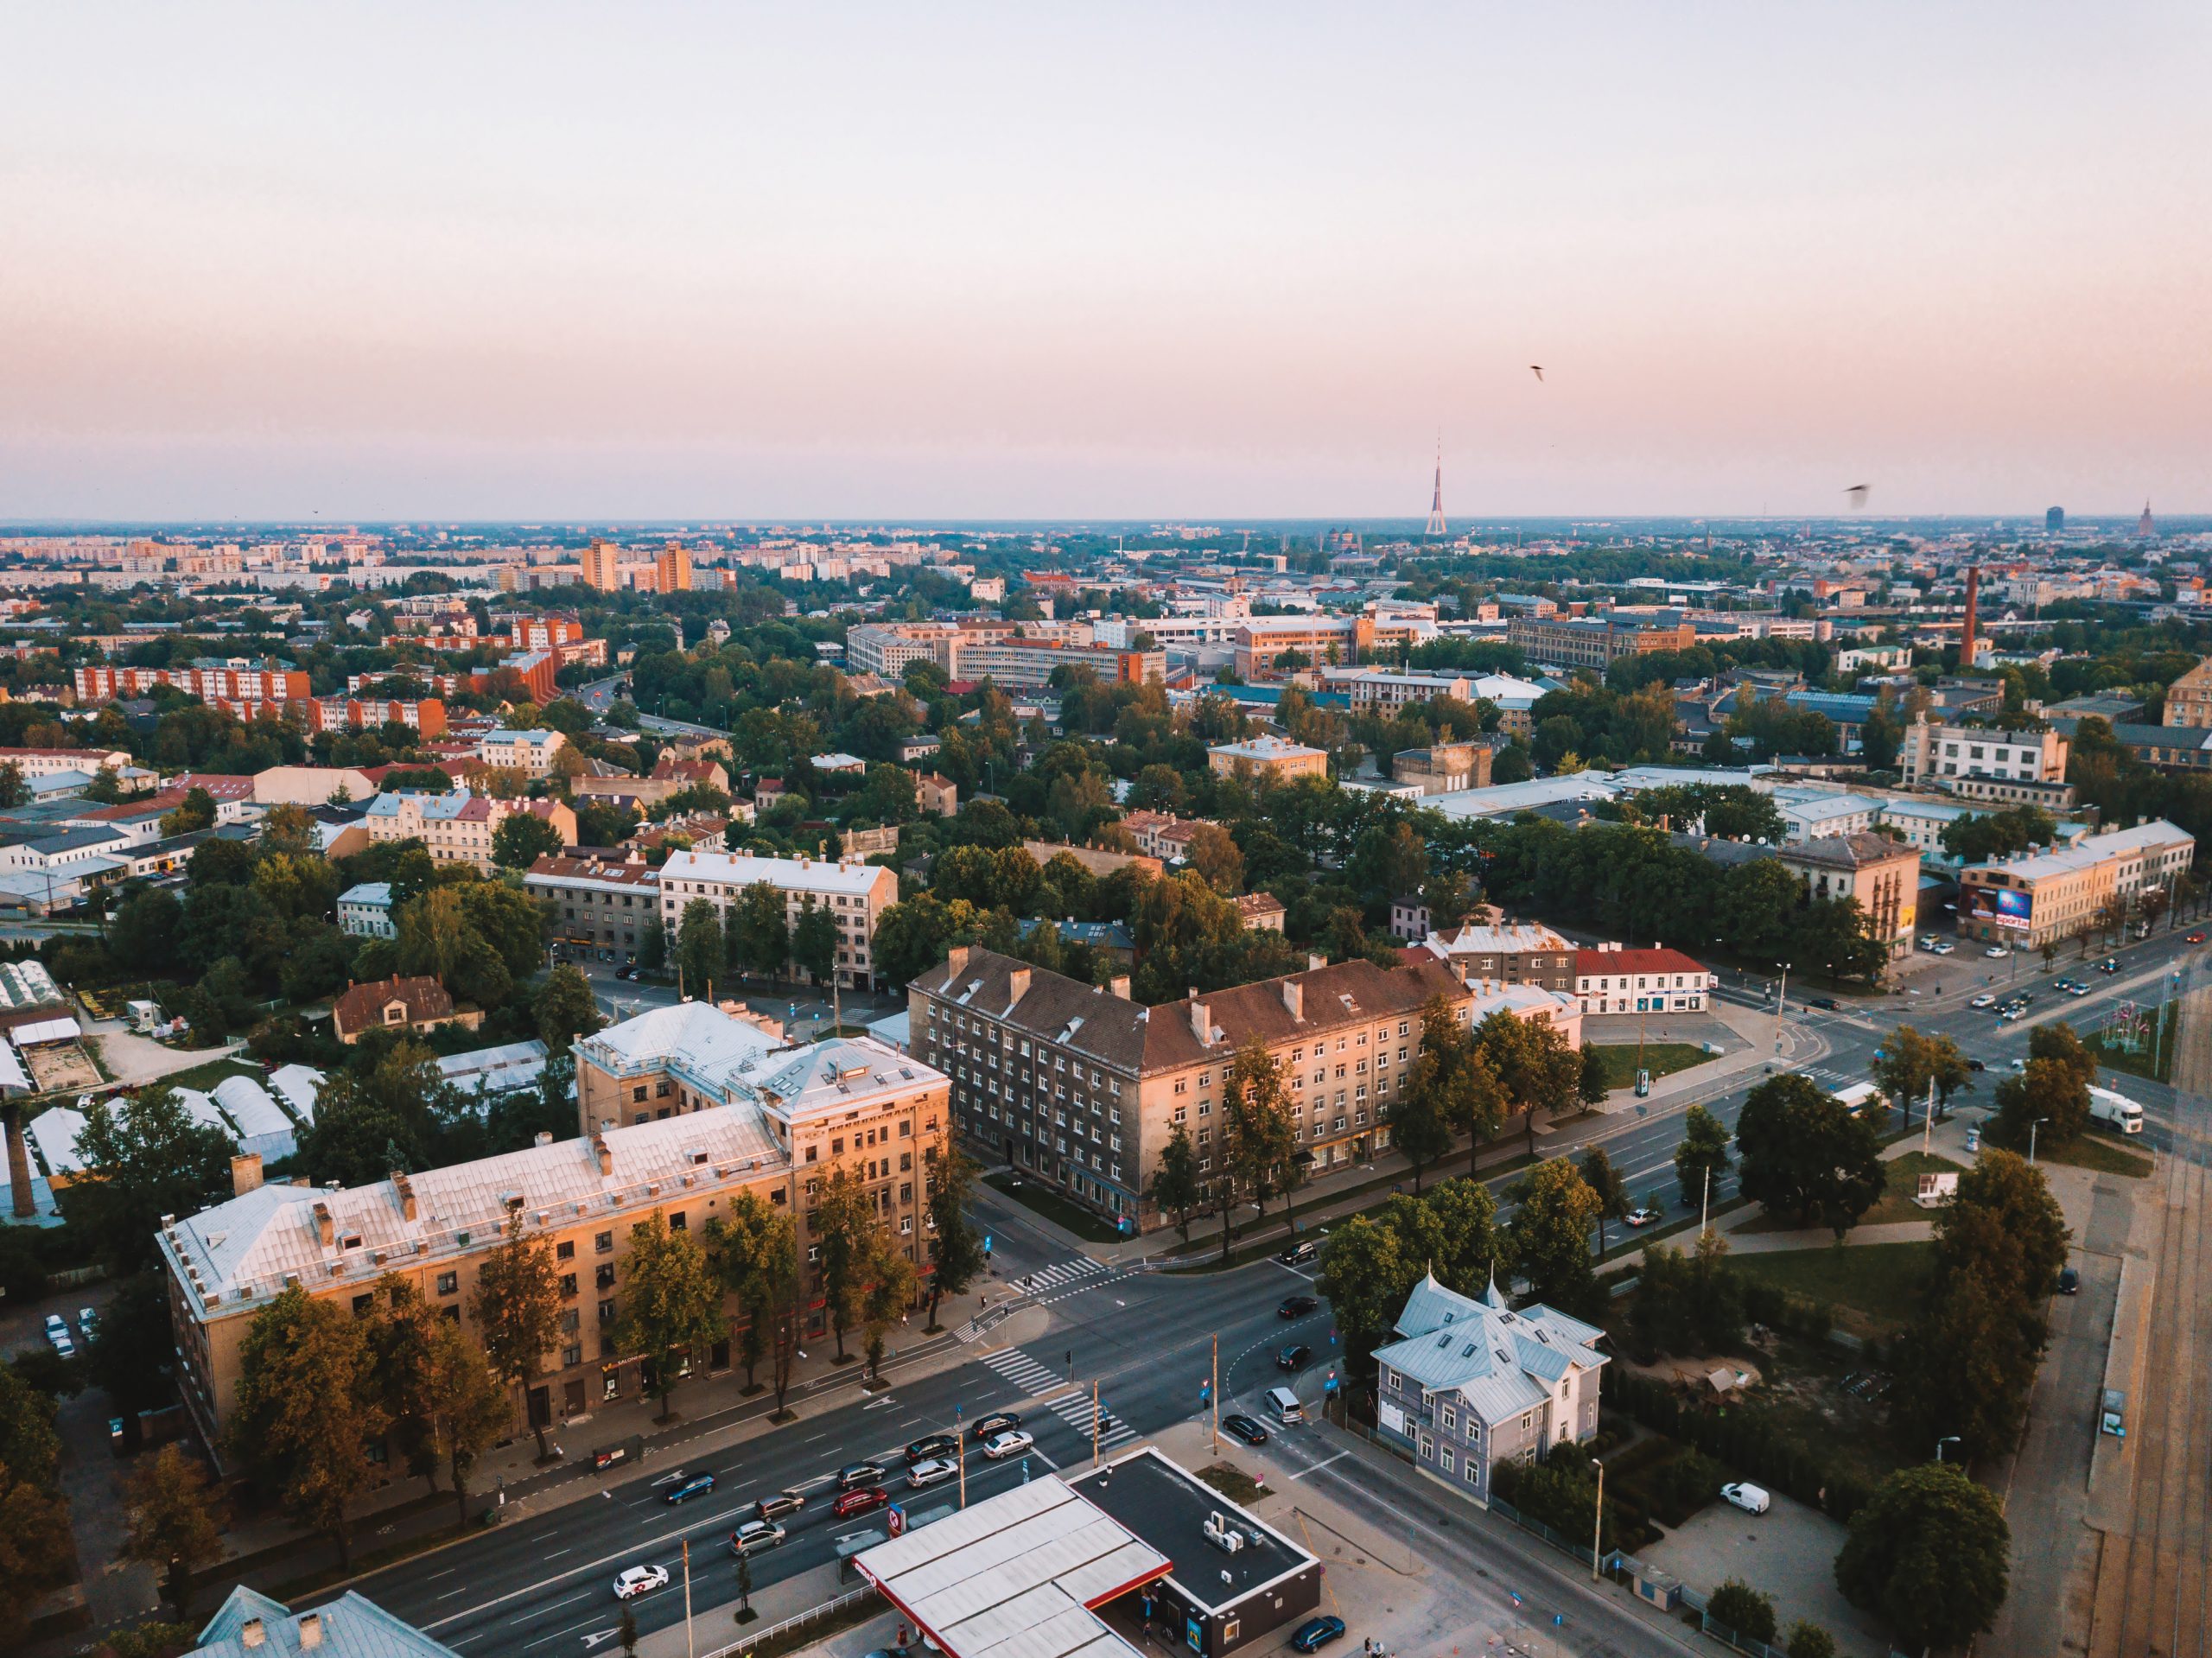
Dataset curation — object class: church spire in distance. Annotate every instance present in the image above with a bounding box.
[1425,439,1447,537]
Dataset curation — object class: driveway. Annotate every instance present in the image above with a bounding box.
[1637,1489,1887,1654]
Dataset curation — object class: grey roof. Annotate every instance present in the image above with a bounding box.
[190,1585,458,1658]
[1372,1272,1607,1427]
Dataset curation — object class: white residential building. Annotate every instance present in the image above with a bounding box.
[657,849,899,989]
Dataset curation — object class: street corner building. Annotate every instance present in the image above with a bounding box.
[655,847,899,989]
[1372,1272,1607,1508]
[157,1001,949,1461]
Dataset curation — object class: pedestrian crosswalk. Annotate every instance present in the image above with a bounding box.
[1010,1258,1106,1294]
[1798,1065,1859,1089]
[979,1346,1137,1450]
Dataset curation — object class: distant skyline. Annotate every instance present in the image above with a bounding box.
[3,4,2208,521]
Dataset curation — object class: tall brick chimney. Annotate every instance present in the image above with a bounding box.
[1961,564,1980,666]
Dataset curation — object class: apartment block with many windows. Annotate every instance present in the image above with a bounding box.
[657,849,897,989]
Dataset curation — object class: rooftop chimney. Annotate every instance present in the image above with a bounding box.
[311,1199,334,1249]
[1281,981,1303,1020]
[945,945,971,975]
[393,1172,416,1222]
[1189,1000,1211,1044]
[298,1612,323,1650]
[1108,974,1131,1000]
[593,1134,613,1177]
[1307,951,1327,972]
[1007,967,1032,1006]
[535,1131,554,1147]
[231,1153,264,1197]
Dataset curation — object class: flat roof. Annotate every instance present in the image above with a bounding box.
[1065,1448,1313,1615]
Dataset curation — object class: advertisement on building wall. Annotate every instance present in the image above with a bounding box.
[1965,885,2034,931]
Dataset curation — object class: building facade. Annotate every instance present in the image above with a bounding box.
[1777,832,1922,961]
[1506,614,1698,670]
[526,851,662,957]
[657,848,898,989]
[1958,819,2196,948]
[336,881,395,938]
[2164,659,2212,728]
[1417,922,1578,992]
[1573,944,1716,1014]
[1899,720,2069,791]
[1206,735,1329,781]
[360,790,575,873]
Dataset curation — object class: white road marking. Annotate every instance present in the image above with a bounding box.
[1287,1451,1348,1480]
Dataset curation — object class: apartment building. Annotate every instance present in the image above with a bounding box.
[162,1004,948,1455]
[526,851,662,956]
[337,882,395,938]
[657,849,898,989]
[909,946,1474,1230]
[1781,833,1921,961]
[1899,720,2069,791]
[1417,922,1578,992]
[656,543,693,593]
[74,659,312,703]
[476,728,566,778]
[1393,742,1491,796]
[1959,819,2196,948]
[580,538,623,592]
[1118,810,1220,861]
[1207,735,1329,781]
[360,789,576,873]
[1574,944,1716,1014]
[2164,658,2212,728]
[951,639,1165,690]
[0,746,133,780]
[1231,615,1375,677]
[1506,614,1697,670]
[303,696,448,738]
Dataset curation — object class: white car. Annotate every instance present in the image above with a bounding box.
[906,1457,957,1489]
[1932,943,1955,955]
[1970,994,1996,1008]
[1985,946,2009,959]
[1624,1207,1662,1229]
[982,1429,1035,1460]
[613,1565,671,1600]
[1720,1482,1771,1515]
[43,1314,73,1358]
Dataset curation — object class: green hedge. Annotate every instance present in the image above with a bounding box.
[1601,1369,1870,1523]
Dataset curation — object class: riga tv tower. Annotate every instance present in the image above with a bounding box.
[1425,441,1447,537]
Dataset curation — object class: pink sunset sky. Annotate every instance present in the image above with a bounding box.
[3,3,2207,521]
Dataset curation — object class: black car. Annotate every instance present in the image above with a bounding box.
[1278,1294,1319,1319]
[1277,1344,1312,1371]
[1222,1413,1269,1445]
[837,1460,888,1490]
[2058,1267,2081,1295]
[1967,1058,1987,1071]
[971,1411,1021,1442]
[1806,995,1840,1011]
[904,1433,959,1464]
[1289,1616,1347,1654]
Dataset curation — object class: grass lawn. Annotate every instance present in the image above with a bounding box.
[1737,1150,1964,1235]
[1727,1240,1936,1337]
[1589,1042,1710,1091]
[146,1055,264,1094]
[982,1171,1125,1244]
[2030,1130,2154,1179]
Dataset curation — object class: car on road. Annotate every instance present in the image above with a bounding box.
[2058,1267,2081,1295]
[729,1520,785,1555]
[664,1472,716,1504]
[906,1457,957,1489]
[837,1460,889,1490]
[1277,1344,1312,1371]
[1932,942,1955,954]
[2099,958,2120,974]
[2190,932,2207,944]
[904,1433,959,1464]
[1966,1058,1986,1071]
[754,1489,805,1520]
[1971,994,1996,1008]
[970,1412,1021,1442]
[833,1486,890,1518]
[43,1314,73,1358]
[1278,1294,1319,1318]
[1806,995,1839,1010]
[1277,1238,1321,1266]
[1222,1413,1269,1445]
[1720,1482,1771,1515]
[1985,946,2009,959]
[2064,981,2089,997]
[613,1565,671,1600]
[1624,1206,1662,1228]
[982,1429,1034,1459]
[1288,1615,1348,1653]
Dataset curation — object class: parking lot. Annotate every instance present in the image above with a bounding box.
[1637,1487,1889,1654]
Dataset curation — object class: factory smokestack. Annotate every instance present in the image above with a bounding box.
[1961,565,1980,667]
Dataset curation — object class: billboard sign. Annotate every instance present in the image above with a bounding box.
[1965,884,2033,931]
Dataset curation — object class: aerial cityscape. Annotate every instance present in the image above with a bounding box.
[3,11,2208,1658]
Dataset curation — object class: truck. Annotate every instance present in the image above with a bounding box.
[1834,1080,1887,1119]
[2088,1084,2144,1136]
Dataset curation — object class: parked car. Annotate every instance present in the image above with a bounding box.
[833,1487,890,1519]
[982,1429,1035,1460]
[837,1460,889,1490]
[729,1520,785,1555]
[613,1565,671,1600]
[906,1458,957,1490]
[1277,1344,1312,1371]
[904,1433,959,1464]
[1932,942,1955,955]
[42,1314,73,1358]
[755,1489,805,1520]
[1971,994,1997,1008]
[2058,1266,2081,1295]
[1985,946,2009,959]
[1624,1207,1662,1229]
[1289,1616,1348,1654]
[1278,1294,1319,1318]
[1720,1482,1771,1515]
[664,1473,716,1504]
[969,1412,1020,1442]
[1221,1413,1269,1445]
[77,1307,99,1344]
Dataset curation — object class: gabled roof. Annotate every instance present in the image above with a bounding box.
[1373,1271,1607,1426]
[331,976,455,1038]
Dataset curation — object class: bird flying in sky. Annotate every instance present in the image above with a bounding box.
[1529,365,1544,382]
[1845,484,1869,508]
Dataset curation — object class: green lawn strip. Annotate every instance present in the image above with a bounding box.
[982,1172,1124,1244]
[145,1055,265,1094]
[1734,1151,1962,1236]
[1588,1042,1711,1091]
[2026,1130,2154,1179]
[1726,1241,1935,1337]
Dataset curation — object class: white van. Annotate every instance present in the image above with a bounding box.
[1264,1386,1304,1424]
[2088,1084,2144,1135]
[1720,1482,1770,1515]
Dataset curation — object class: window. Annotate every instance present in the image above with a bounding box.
[556,1240,575,1261]
[436,1271,458,1296]
[595,1262,615,1290]
[595,1230,613,1254]
[560,1274,577,1297]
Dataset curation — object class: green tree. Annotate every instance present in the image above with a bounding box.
[0,1461,71,1642]
[1707,1580,1777,1645]
[924,1149,988,1331]
[118,1445,228,1621]
[705,1191,793,1393]
[82,1272,181,1439]
[1183,823,1245,896]
[363,1275,445,1488]
[1673,1103,1732,1210]
[226,1286,388,1569]
[426,1315,512,1523]
[1834,1462,2010,1650]
[0,762,23,809]
[1992,1056,2090,1150]
[1578,1146,1630,1259]
[66,1086,236,1274]
[1148,1121,1203,1242]
[1382,1051,1456,1193]
[1735,1073,1886,1236]
[731,880,791,981]
[859,1226,919,1386]
[1784,1622,1836,1658]
[1473,1006,1581,1153]
[790,898,838,987]
[1504,1156,1601,1312]
[813,1166,877,1363]
[1316,1214,1415,1373]
[470,1223,563,1461]
[534,963,601,1053]
[1221,1040,1297,1254]
[1577,1042,1609,1108]
[636,913,666,972]
[616,1210,728,1421]
[160,785,219,835]
[676,896,723,997]
[1871,1024,1974,1126]
[493,810,564,870]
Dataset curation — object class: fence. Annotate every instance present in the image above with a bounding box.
[697,1585,877,1658]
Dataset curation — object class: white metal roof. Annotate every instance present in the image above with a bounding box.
[267,1064,325,1123]
[213,1076,292,1140]
[10,1015,81,1046]
[659,848,889,898]
[26,1105,87,1175]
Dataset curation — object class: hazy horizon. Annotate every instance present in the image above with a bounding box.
[5,4,2207,521]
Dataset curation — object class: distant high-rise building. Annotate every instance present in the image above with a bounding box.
[580,538,623,591]
[2138,501,2158,538]
[1425,446,1447,537]
[656,541,694,593]
[2046,505,2065,533]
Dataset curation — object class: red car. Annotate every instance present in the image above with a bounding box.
[833,1486,889,1519]
[2190,932,2206,943]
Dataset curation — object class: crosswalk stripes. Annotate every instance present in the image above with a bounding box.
[979,1347,1135,1448]
[1006,1258,1105,1293]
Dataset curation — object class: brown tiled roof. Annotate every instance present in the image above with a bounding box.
[1789,832,1918,870]
[1236,892,1287,919]
[332,975,455,1039]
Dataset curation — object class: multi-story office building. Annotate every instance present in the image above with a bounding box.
[162,1003,947,1457]
[657,849,897,988]
[1506,613,1699,670]
[1899,719,2069,791]
[360,789,575,873]
[527,851,662,957]
[909,947,1474,1229]
[1959,819,2195,948]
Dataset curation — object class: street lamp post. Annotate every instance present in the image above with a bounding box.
[1936,1436,1961,1462]
[2029,1116,2050,1166]
[1591,1458,1605,1581]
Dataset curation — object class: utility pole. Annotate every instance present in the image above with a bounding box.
[957,1406,966,1509]
[1773,966,1789,1058]
[1093,1380,1102,1470]
[1923,1077,1936,1154]
[682,1539,695,1658]
[1700,1164,1712,1238]
[1211,1334,1220,1452]
[1592,1458,1605,1581]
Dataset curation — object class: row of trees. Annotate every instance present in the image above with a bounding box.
[671,886,840,997]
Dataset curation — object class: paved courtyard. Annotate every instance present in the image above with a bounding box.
[1637,1490,1888,1655]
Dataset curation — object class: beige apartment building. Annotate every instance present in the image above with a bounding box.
[1899,719,2069,791]
[658,848,898,989]
[162,1007,948,1457]
[1505,614,1698,670]
[1206,735,1330,781]
[1779,832,1921,961]
[909,947,1474,1230]
[527,851,662,957]
[580,538,623,592]
[1959,818,2196,948]
[2165,658,2212,727]
[656,543,694,593]
[360,790,575,873]
[1393,742,1491,796]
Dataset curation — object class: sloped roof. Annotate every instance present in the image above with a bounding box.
[1374,1271,1607,1426]
[190,1585,459,1658]
[331,976,455,1039]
